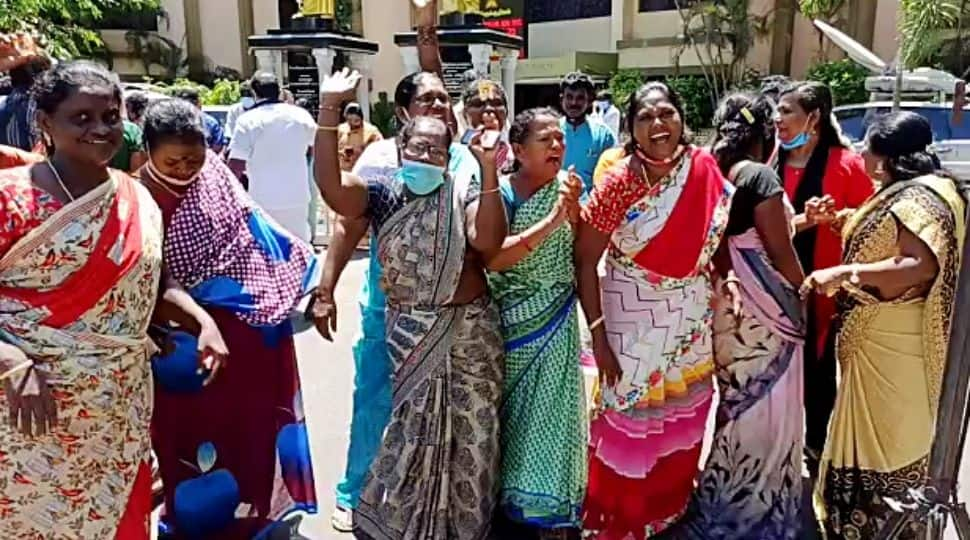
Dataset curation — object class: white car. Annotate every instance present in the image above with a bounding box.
[834,101,970,180]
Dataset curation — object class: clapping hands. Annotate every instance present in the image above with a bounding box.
[558,166,583,224]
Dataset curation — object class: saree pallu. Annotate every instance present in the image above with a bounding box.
[0,171,163,539]
[815,175,965,539]
[683,226,805,539]
[582,149,732,539]
[149,154,317,539]
[489,173,586,529]
[354,172,504,540]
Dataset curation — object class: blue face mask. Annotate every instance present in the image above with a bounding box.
[780,118,814,151]
[399,158,446,195]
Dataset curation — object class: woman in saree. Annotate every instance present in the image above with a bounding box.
[0,61,225,539]
[576,82,732,539]
[681,94,806,539]
[483,108,584,536]
[139,99,320,539]
[803,111,966,538]
[314,69,508,540]
[775,82,874,466]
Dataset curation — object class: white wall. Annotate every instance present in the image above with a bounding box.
[872,0,900,62]
[252,0,280,35]
[528,17,613,58]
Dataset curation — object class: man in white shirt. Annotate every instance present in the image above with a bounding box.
[224,81,254,142]
[228,72,317,242]
[591,89,621,142]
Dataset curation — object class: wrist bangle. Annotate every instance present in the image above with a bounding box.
[0,359,33,381]
[513,235,532,252]
[319,103,341,113]
[317,125,339,132]
[588,316,605,332]
[480,186,501,195]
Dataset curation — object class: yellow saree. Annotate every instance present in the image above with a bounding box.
[815,175,966,539]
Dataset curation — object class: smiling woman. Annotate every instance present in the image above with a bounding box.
[576,81,732,539]
[0,60,166,539]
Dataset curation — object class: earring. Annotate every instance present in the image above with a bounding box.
[874,161,886,178]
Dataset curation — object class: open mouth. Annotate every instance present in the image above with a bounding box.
[649,132,672,144]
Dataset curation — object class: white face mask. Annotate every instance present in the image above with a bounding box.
[241,96,255,108]
[146,146,202,187]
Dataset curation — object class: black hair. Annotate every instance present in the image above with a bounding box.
[711,92,776,175]
[866,111,953,184]
[777,81,849,212]
[624,81,692,155]
[250,71,281,101]
[398,115,453,148]
[560,71,595,96]
[141,98,207,150]
[32,60,122,115]
[344,102,363,118]
[393,71,443,109]
[461,69,481,85]
[125,91,150,120]
[460,78,508,108]
[507,107,561,172]
[759,75,792,104]
[9,57,50,90]
[173,87,201,104]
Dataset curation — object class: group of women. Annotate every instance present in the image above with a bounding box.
[0,30,964,540]
[0,60,320,539]
[311,57,966,540]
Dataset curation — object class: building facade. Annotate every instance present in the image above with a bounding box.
[103,0,903,109]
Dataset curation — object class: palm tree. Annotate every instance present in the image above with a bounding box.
[899,0,967,74]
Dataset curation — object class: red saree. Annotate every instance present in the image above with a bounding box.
[0,165,163,539]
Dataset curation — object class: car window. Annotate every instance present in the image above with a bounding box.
[836,106,954,142]
[950,109,970,139]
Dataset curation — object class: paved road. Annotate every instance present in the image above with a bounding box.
[294,252,368,540]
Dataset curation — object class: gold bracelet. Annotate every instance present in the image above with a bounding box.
[317,125,339,132]
[480,186,501,195]
[588,316,605,331]
[319,103,342,113]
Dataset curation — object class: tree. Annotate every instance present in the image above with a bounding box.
[672,0,771,105]
[0,0,161,60]
[797,0,847,56]
[898,0,968,75]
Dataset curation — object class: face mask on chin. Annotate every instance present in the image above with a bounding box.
[145,148,202,187]
[780,117,814,151]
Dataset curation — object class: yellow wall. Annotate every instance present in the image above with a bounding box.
[252,0,281,35]
[362,0,411,100]
[198,0,245,71]
[872,0,900,62]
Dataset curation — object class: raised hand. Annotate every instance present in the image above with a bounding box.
[319,67,362,105]
[559,166,583,224]
[0,33,43,73]
[467,130,499,169]
[412,0,438,27]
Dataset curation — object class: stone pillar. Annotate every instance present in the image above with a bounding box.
[346,52,374,121]
[253,48,283,80]
[468,43,493,77]
[312,47,337,87]
[499,50,517,114]
[399,46,420,75]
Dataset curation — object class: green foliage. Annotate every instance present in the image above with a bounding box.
[797,0,846,22]
[805,59,869,106]
[608,69,645,110]
[203,79,241,106]
[0,0,162,60]
[899,0,964,69]
[370,92,397,137]
[665,75,716,129]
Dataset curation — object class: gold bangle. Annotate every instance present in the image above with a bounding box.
[317,125,339,132]
[588,316,605,331]
[480,186,501,195]
[319,103,342,113]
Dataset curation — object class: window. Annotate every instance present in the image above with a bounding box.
[527,0,611,23]
[639,0,700,12]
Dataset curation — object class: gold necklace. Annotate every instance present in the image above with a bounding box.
[46,160,76,202]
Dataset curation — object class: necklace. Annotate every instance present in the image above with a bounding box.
[47,160,76,202]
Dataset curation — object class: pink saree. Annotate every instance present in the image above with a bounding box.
[0,166,163,539]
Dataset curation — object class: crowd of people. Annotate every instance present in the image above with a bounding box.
[0,3,966,538]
